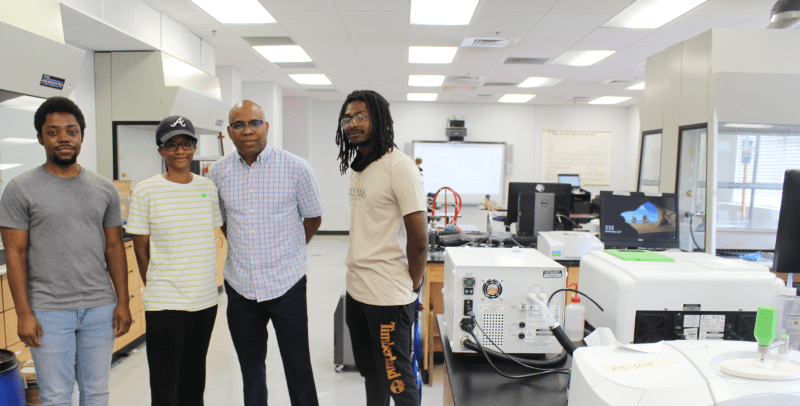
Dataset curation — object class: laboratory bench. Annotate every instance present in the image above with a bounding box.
[437,314,572,406]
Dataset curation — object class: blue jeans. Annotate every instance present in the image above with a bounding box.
[29,303,116,406]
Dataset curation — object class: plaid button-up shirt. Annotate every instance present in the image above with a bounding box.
[209,145,323,301]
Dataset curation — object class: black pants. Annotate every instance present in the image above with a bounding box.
[346,293,420,406]
[145,305,218,406]
[224,277,319,406]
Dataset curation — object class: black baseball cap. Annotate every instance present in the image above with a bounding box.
[156,115,197,146]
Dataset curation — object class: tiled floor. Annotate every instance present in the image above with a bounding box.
[106,235,445,405]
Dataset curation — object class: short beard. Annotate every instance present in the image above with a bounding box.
[52,154,78,167]
[352,139,371,148]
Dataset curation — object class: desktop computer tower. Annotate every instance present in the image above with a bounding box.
[517,192,555,236]
[333,291,355,370]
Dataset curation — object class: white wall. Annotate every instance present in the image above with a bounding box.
[117,126,162,188]
[283,96,311,160]
[70,41,97,173]
[305,100,641,232]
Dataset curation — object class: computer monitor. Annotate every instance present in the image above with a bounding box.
[505,182,572,227]
[600,192,680,249]
[558,174,581,188]
[773,170,800,274]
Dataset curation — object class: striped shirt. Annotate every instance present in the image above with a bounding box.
[126,174,223,311]
[209,145,323,302]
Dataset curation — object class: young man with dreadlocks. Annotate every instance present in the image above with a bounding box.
[336,90,428,406]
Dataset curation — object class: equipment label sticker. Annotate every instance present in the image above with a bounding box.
[700,315,725,332]
[683,315,700,328]
[684,328,698,340]
[543,270,563,278]
[602,359,678,373]
[525,340,551,348]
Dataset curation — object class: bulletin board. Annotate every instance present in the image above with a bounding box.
[541,130,612,186]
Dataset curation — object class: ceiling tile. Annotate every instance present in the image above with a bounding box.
[340,11,408,25]
[473,12,545,27]
[480,0,558,13]
[690,0,775,18]
[333,0,407,12]
[526,26,594,40]
[224,24,290,37]
[283,24,348,37]
[571,28,654,51]
[733,11,771,28]
[261,0,338,12]
[270,11,341,25]
[549,0,632,15]
[537,13,613,28]
[466,26,531,40]
[346,25,408,37]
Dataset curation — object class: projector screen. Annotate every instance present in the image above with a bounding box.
[411,141,507,204]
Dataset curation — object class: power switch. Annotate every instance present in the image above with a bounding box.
[463,300,473,316]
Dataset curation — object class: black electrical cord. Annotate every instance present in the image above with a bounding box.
[556,214,581,230]
[689,214,704,252]
[546,288,604,312]
[466,331,568,379]
[466,313,569,371]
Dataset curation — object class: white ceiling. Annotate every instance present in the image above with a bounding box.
[67,0,779,105]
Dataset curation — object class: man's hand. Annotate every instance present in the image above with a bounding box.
[18,313,43,347]
[113,304,132,337]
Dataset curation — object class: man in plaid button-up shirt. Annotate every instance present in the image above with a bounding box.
[209,100,323,406]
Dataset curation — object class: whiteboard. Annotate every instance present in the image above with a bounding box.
[541,130,612,186]
[411,141,507,204]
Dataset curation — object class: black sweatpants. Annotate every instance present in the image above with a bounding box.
[145,305,218,406]
[345,293,420,406]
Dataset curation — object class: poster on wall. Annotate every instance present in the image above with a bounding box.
[541,130,612,186]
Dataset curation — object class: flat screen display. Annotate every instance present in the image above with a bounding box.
[600,193,679,249]
[505,182,572,227]
[774,170,800,274]
[558,174,580,187]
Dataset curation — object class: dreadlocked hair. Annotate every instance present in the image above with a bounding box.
[335,90,394,174]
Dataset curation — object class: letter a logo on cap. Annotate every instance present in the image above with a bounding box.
[171,117,186,127]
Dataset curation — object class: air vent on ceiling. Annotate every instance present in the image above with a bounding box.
[442,86,478,92]
[601,79,632,85]
[308,89,340,93]
[568,96,594,101]
[482,82,517,87]
[275,62,317,69]
[462,38,510,48]
[448,76,482,82]
[504,57,549,65]
[476,94,493,97]
[242,36,295,46]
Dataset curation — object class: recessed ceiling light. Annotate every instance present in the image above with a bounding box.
[551,50,615,66]
[190,0,276,24]
[408,93,438,101]
[518,77,563,88]
[723,123,775,129]
[627,82,645,90]
[0,95,46,111]
[0,163,23,170]
[289,74,332,85]
[410,0,480,25]
[499,94,535,103]
[604,0,707,29]
[589,96,632,104]
[0,138,39,144]
[253,45,312,63]
[409,46,458,64]
[408,75,445,87]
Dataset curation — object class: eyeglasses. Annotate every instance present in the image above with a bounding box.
[340,114,370,129]
[163,140,197,152]
[230,120,265,133]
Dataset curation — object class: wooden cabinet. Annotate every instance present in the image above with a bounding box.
[421,262,444,386]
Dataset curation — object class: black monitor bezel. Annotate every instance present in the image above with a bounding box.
[774,170,800,274]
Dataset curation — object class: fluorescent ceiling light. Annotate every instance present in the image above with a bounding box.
[410,0,480,25]
[289,74,331,85]
[518,77,563,88]
[253,45,312,63]
[0,95,46,111]
[604,0,707,29]
[499,94,535,103]
[589,96,631,105]
[409,46,458,64]
[627,82,645,90]
[408,75,445,87]
[551,50,615,66]
[0,164,23,170]
[0,138,39,144]
[190,0,276,24]
[724,123,775,129]
[407,93,438,101]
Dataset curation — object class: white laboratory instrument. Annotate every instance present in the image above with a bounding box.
[442,247,566,354]
[580,250,785,344]
[568,340,800,406]
[537,231,604,261]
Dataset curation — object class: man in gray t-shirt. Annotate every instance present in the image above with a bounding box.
[0,97,131,406]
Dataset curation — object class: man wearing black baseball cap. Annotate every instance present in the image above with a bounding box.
[126,115,223,405]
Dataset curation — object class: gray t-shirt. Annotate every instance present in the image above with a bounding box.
[0,166,121,311]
